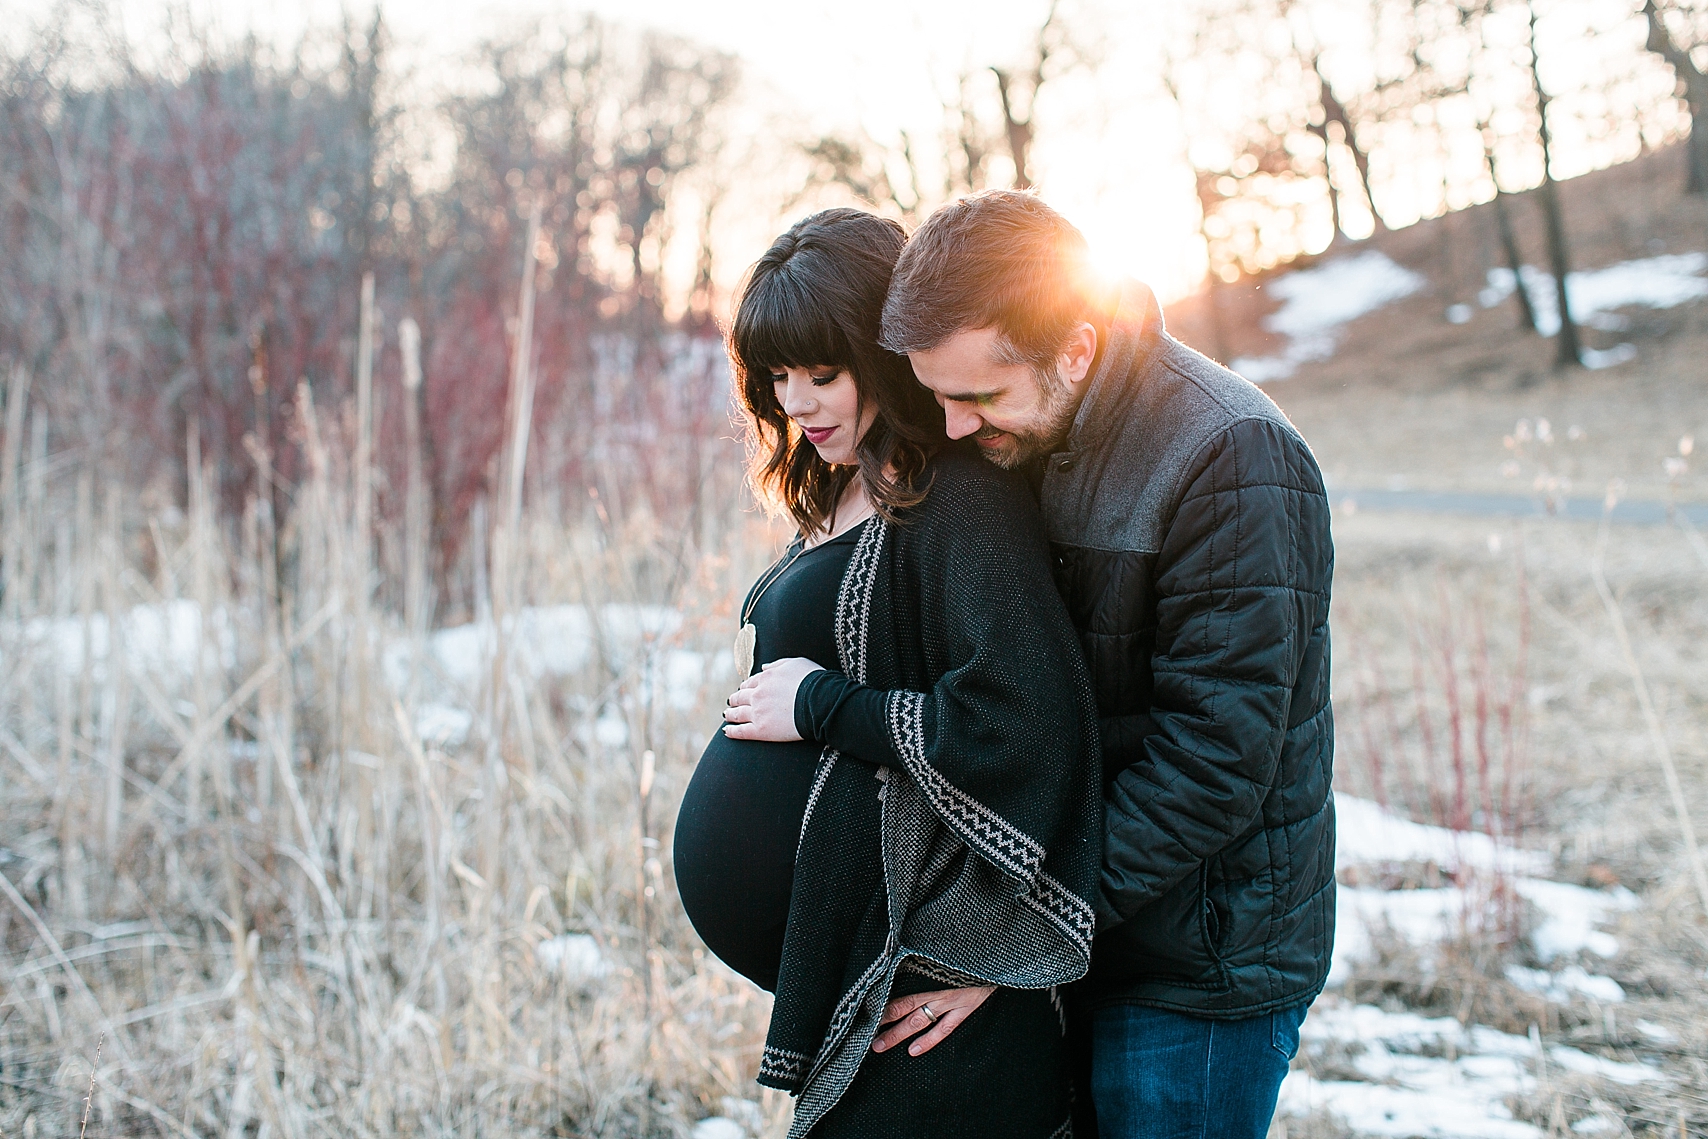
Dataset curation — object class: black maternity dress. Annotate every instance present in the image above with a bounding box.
[673,451,1098,1139]
[673,526,862,991]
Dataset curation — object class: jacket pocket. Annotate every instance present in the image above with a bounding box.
[1096,863,1231,991]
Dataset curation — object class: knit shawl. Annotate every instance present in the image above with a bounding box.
[758,451,1102,1138]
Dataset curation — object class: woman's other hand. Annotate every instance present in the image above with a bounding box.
[871,986,997,1056]
[722,657,824,742]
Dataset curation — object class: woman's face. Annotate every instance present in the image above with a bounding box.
[772,365,876,467]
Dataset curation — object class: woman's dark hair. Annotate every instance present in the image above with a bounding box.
[730,208,945,537]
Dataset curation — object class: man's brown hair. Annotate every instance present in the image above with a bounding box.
[879,190,1102,373]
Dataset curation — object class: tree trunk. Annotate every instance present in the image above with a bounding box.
[1536,181,1580,368]
[1197,272,1231,364]
[989,0,1058,193]
[1491,190,1538,334]
[1314,59,1383,233]
[1691,106,1708,194]
[1643,0,1708,195]
[1481,133,1538,333]
[1527,2,1581,370]
[1308,122,1345,241]
[991,68,1036,190]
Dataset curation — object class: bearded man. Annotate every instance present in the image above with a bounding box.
[867,190,1337,1139]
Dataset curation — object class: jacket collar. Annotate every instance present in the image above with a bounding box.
[1064,280,1167,456]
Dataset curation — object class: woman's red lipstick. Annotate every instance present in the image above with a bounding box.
[802,425,835,445]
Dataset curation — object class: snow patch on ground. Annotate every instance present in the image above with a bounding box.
[1522,879,1637,962]
[1336,795,1549,877]
[1330,874,1635,984]
[535,933,611,983]
[384,603,684,691]
[1475,253,1708,368]
[1478,253,1708,336]
[691,1097,765,1139]
[1282,998,1660,1138]
[4,601,721,754]
[1,600,236,681]
[1505,964,1624,1004]
[1296,798,1654,1137]
[384,605,716,743]
[690,1119,745,1139]
[1331,797,1636,975]
[412,703,475,747]
[1230,249,1706,384]
[1231,252,1428,382]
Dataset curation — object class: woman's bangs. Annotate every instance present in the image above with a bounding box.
[734,271,851,379]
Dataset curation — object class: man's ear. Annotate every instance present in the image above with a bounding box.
[1059,322,1098,387]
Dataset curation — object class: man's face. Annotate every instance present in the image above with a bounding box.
[908,326,1090,470]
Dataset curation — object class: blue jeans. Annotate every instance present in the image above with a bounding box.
[1086,1003,1307,1139]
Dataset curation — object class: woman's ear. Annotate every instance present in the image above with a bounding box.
[1059,322,1098,387]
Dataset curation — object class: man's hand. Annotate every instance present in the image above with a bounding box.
[871,986,997,1056]
[721,657,824,742]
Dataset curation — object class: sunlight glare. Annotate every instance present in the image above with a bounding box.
[1055,192,1208,306]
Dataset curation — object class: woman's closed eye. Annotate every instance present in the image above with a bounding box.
[770,369,842,387]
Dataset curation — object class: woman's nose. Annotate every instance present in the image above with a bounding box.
[780,378,815,418]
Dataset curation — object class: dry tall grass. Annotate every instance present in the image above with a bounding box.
[7,311,1708,1138]
[0,349,790,1136]
[1319,504,1708,1137]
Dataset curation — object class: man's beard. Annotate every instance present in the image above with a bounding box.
[972,370,1080,470]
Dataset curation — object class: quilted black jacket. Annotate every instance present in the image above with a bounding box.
[1042,282,1336,1016]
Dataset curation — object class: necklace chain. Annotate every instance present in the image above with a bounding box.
[740,540,808,627]
[732,492,874,678]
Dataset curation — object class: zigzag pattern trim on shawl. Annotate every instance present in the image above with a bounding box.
[884,689,1047,883]
[900,956,987,989]
[796,747,839,858]
[759,1045,810,1087]
[833,518,885,685]
[1024,871,1096,958]
[1049,1117,1075,1139]
[803,943,895,1089]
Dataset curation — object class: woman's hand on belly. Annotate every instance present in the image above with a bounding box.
[723,657,825,742]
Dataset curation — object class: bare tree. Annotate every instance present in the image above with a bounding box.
[796,129,927,220]
[1158,0,1341,275]
[1643,0,1708,193]
[1280,0,1385,237]
[1524,0,1582,368]
[796,1,1077,214]
[990,0,1067,190]
[609,33,739,326]
[942,74,999,197]
[1479,120,1540,333]
[1158,51,1231,360]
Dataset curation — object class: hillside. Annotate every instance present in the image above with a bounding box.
[1165,144,1708,505]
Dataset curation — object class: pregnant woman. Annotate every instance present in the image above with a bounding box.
[672,208,1101,1138]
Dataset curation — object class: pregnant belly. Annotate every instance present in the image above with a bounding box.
[672,730,823,991]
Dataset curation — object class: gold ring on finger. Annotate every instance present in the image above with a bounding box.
[920,1003,937,1024]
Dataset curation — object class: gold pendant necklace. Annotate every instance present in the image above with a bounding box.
[734,541,806,679]
[732,622,760,682]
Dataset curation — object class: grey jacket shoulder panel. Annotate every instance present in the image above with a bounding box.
[1043,285,1306,556]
